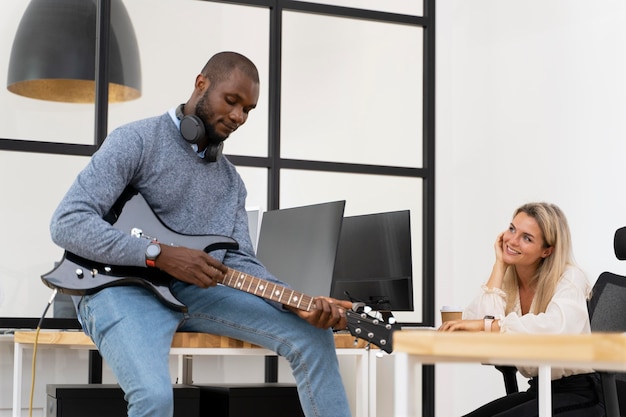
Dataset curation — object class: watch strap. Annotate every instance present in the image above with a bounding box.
[483,315,495,332]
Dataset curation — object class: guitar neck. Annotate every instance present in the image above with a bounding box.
[221,267,316,312]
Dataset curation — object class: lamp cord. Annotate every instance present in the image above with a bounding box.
[29,289,58,417]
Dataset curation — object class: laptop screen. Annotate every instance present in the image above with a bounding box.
[255,200,346,298]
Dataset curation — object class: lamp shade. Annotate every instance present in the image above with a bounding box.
[7,0,141,103]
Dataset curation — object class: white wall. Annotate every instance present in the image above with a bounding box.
[436,1,626,415]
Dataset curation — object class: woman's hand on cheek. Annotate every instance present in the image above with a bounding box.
[494,232,505,261]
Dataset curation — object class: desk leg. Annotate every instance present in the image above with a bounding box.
[88,350,103,383]
[393,352,410,417]
[351,350,368,417]
[337,349,369,417]
[538,365,551,417]
[369,351,378,417]
[175,354,194,385]
[12,342,23,417]
[181,354,193,384]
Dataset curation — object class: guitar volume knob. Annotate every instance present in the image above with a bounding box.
[75,269,84,279]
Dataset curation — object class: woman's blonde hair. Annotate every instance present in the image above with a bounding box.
[501,202,575,314]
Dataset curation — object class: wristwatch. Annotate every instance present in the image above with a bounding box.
[483,315,495,332]
[145,242,161,268]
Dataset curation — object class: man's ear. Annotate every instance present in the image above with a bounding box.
[195,74,210,91]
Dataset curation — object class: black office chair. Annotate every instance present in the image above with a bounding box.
[587,271,626,417]
[495,365,519,395]
[494,271,626,416]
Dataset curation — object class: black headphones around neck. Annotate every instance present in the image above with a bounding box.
[175,104,223,162]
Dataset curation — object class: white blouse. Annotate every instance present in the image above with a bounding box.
[462,265,594,379]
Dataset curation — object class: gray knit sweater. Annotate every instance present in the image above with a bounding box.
[50,112,282,288]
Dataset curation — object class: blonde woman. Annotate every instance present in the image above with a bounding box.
[440,203,604,416]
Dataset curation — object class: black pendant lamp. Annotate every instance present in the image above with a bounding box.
[7,0,141,103]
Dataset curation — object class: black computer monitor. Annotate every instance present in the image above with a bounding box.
[255,200,346,298]
[331,210,414,311]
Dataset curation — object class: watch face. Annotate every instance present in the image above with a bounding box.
[146,243,161,259]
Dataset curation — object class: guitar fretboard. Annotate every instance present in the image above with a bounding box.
[222,268,316,312]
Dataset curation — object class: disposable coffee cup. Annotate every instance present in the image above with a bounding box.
[440,305,463,323]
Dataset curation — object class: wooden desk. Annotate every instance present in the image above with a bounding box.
[12,331,371,417]
[392,330,626,417]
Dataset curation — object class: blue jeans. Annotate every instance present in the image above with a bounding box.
[78,282,351,417]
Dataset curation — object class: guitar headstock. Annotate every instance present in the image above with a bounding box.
[345,303,400,354]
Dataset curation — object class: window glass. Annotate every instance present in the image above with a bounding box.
[237,166,268,213]
[0,1,95,144]
[0,0,269,157]
[112,0,270,157]
[290,0,423,16]
[280,169,423,323]
[0,152,90,317]
[0,154,268,319]
[282,11,423,167]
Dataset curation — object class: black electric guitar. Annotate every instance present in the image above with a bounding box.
[42,191,399,353]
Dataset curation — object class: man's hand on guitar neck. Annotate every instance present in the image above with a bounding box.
[286,297,354,330]
[151,242,353,331]
[155,244,228,288]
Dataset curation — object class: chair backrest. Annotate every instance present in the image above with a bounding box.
[588,272,626,333]
[495,271,626,397]
[588,271,626,416]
